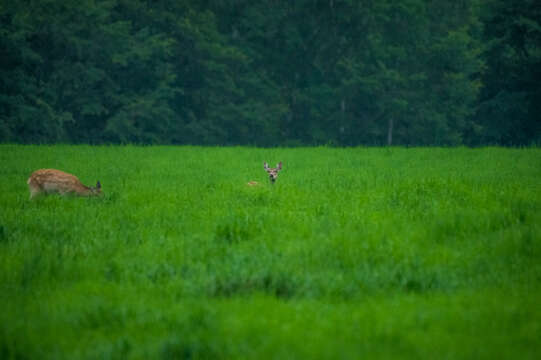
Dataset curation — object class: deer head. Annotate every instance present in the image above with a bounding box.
[90,181,102,195]
[264,162,282,184]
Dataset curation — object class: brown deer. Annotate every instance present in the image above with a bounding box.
[264,162,283,184]
[27,169,102,199]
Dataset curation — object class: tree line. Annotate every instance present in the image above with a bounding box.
[1,0,539,146]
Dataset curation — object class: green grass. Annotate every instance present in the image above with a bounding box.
[1,145,540,359]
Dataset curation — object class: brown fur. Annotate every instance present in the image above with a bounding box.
[264,162,283,183]
[27,169,101,199]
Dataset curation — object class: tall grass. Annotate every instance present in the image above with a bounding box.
[1,145,540,359]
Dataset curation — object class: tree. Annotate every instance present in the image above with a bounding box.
[474,0,541,145]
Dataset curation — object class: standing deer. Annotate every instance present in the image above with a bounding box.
[27,169,102,199]
[264,162,283,184]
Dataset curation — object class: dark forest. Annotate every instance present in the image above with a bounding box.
[1,0,539,146]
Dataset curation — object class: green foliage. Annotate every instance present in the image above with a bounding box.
[0,0,539,145]
[474,0,541,145]
[1,145,541,358]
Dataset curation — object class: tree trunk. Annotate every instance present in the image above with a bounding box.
[387,117,393,146]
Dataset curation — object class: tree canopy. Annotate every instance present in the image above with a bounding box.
[1,0,539,145]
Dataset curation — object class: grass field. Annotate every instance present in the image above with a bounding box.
[1,145,540,359]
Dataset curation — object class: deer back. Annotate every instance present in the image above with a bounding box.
[28,169,98,197]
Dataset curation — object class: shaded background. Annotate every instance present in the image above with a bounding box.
[0,0,539,146]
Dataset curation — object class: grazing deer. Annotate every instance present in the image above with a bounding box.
[264,162,283,184]
[27,169,102,199]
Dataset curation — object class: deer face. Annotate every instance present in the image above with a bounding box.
[264,162,282,183]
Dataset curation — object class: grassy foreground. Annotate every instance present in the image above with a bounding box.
[0,145,540,359]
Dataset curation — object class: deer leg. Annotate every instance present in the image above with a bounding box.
[28,185,39,200]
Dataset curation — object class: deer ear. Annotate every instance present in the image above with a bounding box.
[96,181,101,189]
[277,162,282,170]
[264,162,269,170]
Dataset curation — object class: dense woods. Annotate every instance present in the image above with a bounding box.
[1,0,539,146]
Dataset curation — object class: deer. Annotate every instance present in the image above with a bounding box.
[264,161,283,184]
[246,162,283,187]
[27,169,102,199]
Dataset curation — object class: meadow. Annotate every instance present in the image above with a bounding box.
[0,145,540,359]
